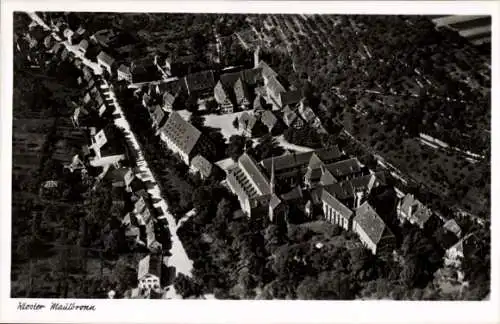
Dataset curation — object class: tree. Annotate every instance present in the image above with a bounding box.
[174,273,204,299]
[226,135,251,161]
[190,114,205,129]
[253,134,284,161]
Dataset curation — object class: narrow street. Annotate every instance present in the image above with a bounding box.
[28,12,195,299]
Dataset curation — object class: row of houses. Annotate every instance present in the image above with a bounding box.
[34,21,174,298]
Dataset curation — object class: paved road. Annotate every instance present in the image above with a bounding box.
[27,12,194,299]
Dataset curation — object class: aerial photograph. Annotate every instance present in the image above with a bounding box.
[11,12,490,300]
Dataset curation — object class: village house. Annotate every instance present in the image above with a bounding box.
[96,51,115,75]
[76,39,89,55]
[87,124,126,170]
[117,64,132,82]
[214,80,234,113]
[159,111,215,165]
[63,28,75,44]
[352,201,396,255]
[149,105,167,132]
[214,67,263,113]
[137,254,163,293]
[190,154,213,179]
[397,193,434,229]
[103,166,134,191]
[260,110,279,133]
[130,57,163,84]
[90,29,117,48]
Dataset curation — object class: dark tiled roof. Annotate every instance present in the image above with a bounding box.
[183,70,215,94]
[280,90,303,107]
[354,202,392,245]
[315,146,343,163]
[281,186,303,201]
[348,172,386,193]
[239,153,271,196]
[160,111,201,156]
[322,189,353,220]
[261,151,313,173]
[325,158,363,179]
[104,166,132,183]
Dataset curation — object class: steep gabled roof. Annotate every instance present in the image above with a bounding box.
[118,64,131,75]
[308,153,325,170]
[191,154,213,178]
[257,61,278,80]
[354,202,392,245]
[282,105,298,127]
[137,254,162,280]
[400,193,432,226]
[261,110,278,130]
[160,111,201,157]
[267,76,286,95]
[262,150,316,173]
[325,157,363,179]
[320,168,337,186]
[214,80,230,103]
[238,153,271,196]
[97,51,115,66]
[322,188,353,220]
[234,78,250,104]
[150,105,166,126]
[269,193,282,210]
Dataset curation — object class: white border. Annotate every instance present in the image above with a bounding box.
[1,1,499,324]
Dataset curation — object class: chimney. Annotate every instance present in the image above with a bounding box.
[254,46,260,68]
